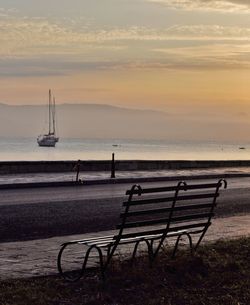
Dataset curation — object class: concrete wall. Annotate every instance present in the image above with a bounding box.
[1,160,250,174]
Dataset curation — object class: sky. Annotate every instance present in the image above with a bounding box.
[1,0,250,140]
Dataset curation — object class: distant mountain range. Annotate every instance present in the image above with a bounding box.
[0,103,248,142]
[0,103,172,140]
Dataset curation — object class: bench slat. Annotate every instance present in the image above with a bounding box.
[126,182,220,195]
[114,222,210,240]
[117,212,213,229]
[120,203,215,218]
[123,193,218,206]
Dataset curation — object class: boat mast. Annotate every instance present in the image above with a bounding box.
[52,96,56,135]
[48,89,52,135]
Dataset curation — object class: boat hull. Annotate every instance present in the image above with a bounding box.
[37,135,58,147]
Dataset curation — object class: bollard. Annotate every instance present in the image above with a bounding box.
[111,153,115,178]
[73,159,81,182]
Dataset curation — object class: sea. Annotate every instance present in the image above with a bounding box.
[0,137,249,161]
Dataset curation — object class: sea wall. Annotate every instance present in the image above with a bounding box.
[1,160,250,174]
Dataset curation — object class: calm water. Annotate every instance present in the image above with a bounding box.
[0,137,249,161]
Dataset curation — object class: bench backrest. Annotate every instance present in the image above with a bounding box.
[114,179,227,241]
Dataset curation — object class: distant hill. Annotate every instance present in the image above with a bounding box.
[0,103,172,140]
[0,103,248,142]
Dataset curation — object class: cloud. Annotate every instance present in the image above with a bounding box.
[153,43,250,70]
[1,12,250,76]
[142,24,250,41]
[0,7,16,17]
[1,17,250,59]
[147,0,250,13]
[0,57,124,78]
[0,16,143,59]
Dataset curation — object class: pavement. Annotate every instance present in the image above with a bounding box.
[0,214,250,280]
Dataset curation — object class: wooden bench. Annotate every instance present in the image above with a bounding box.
[57,179,227,282]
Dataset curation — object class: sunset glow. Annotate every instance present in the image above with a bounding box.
[1,0,250,141]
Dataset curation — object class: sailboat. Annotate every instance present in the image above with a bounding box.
[37,89,59,147]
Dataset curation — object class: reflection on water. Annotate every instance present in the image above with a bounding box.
[0,137,249,161]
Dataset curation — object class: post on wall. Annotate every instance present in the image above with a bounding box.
[111,153,116,179]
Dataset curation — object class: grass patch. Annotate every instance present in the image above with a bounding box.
[0,237,250,305]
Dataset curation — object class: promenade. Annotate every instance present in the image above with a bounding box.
[0,214,250,280]
[0,170,250,281]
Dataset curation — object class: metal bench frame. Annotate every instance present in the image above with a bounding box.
[57,179,227,282]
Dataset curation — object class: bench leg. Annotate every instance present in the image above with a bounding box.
[57,243,84,282]
[172,233,193,259]
[90,246,105,281]
[194,228,208,251]
[131,239,153,265]
[103,243,119,271]
[131,240,140,262]
[152,236,167,261]
[57,244,105,282]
